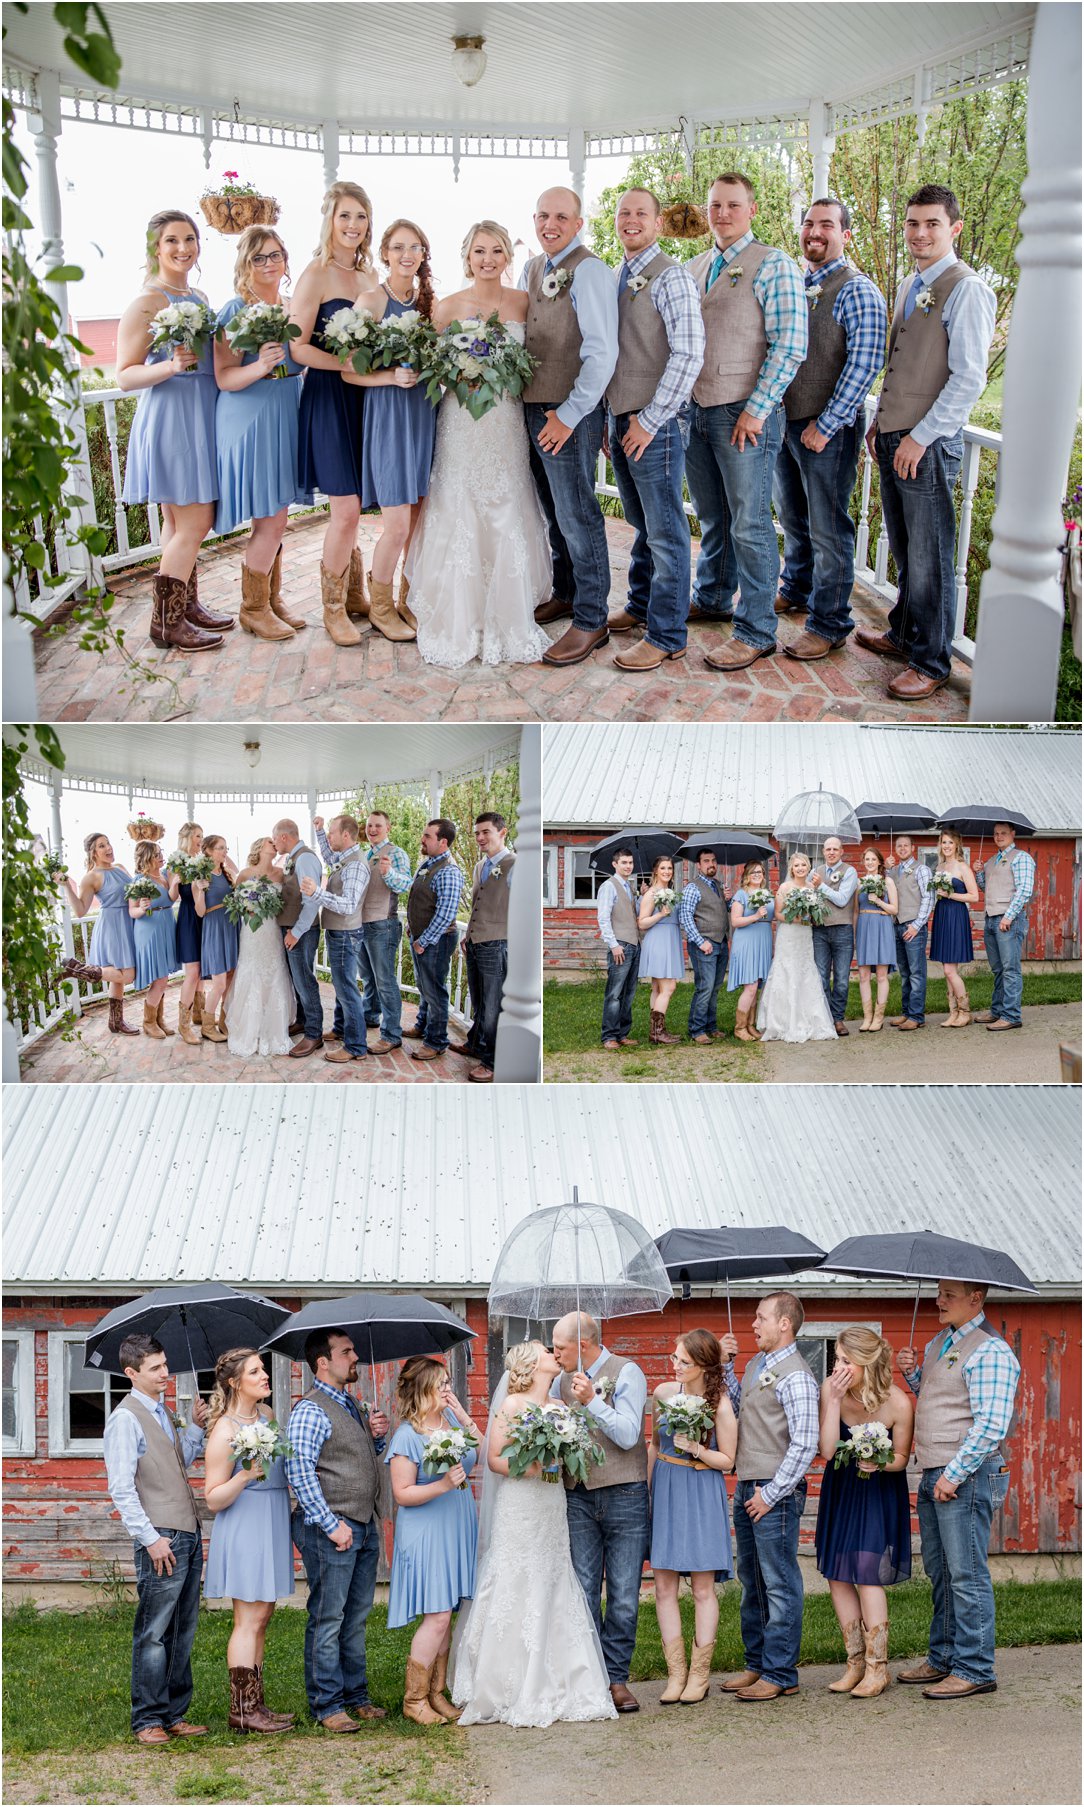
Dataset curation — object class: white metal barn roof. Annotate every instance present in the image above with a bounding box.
[543,726,1082,835]
[3,1085,1077,1298]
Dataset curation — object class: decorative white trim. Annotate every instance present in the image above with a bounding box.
[3,1330,36,1457]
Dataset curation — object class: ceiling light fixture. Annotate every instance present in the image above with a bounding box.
[451,34,487,88]
[243,740,261,770]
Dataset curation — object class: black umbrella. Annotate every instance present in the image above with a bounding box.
[938,806,1035,840]
[85,1284,292,1377]
[675,832,776,867]
[588,828,682,878]
[654,1226,827,1331]
[262,1292,476,1392]
[820,1229,1037,1344]
[856,802,938,837]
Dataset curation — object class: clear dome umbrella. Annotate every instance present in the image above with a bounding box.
[773,784,861,849]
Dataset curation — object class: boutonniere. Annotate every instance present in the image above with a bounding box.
[914,286,937,315]
[758,1370,779,1391]
[627,274,649,294]
[283,856,295,877]
[945,1351,960,1369]
[540,266,571,299]
[807,287,821,311]
[728,265,744,287]
[170,1411,188,1432]
[594,1376,616,1402]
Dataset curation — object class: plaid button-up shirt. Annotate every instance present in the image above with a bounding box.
[678,874,726,945]
[707,231,808,420]
[724,1346,820,1506]
[617,242,705,434]
[286,1379,385,1534]
[904,1314,1020,1485]
[803,256,887,438]
[412,855,464,949]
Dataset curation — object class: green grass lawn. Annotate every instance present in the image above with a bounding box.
[543,970,1082,1054]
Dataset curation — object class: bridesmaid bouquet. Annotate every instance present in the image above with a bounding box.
[502,1401,604,1485]
[656,1392,715,1445]
[222,300,300,377]
[167,851,214,885]
[225,877,284,932]
[42,849,68,881]
[858,875,886,898]
[745,886,772,910]
[654,886,678,915]
[931,871,956,898]
[322,303,379,374]
[369,309,439,374]
[148,298,218,366]
[833,1421,894,1479]
[782,886,829,926]
[230,1417,294,1472]
[421,1424,479,1489]
[123,878,161,903]
[424,312,538,421]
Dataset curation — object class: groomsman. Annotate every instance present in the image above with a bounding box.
[272,818,325,1057]
[810,836,857,1034]
[597,847,641,1049]
[299,816,370,1065]
[774,198,887,661]
[102,1335,208,1744]
[899,1281,1020,1697]
[604,187,705,672]
[885,835,933,1029]
[316,811,412,1055]
[975,823,1036,1031]
[462,812,515,1083]
[405,818,464,1062]
[684,173,807,671]
[721,1294,819,1700]
[521,185,619,667]
[856,184,996,700]
[678,849,729,1041]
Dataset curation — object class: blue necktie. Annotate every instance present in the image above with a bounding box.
[482,857,493,884]
[749,1351,766,1381]
[618,263,630,297]
[544,257,554,276]
[705,251,726,292]
[902,276,924,321]
[154,1401,175,1443]
[342,1392,363,1426]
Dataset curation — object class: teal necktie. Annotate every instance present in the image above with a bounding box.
[706,251,726,292]
[940,1331,956,1359]
[482,857,493,884]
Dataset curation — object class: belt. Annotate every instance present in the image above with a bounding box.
[204,902,227,913]
[658,1450,711,1472]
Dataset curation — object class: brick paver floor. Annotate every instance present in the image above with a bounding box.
[19,980,474,1084]
[31,514,971,724]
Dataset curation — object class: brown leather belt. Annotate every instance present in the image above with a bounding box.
[657,1450,711,1472]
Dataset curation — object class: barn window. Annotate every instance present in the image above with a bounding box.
[542,847,557,906]
[798,1322,882,1384]
[567,849,604,905]
[47,1333,132,1454]
[918,842,971,871]
[2,1332,35,1456]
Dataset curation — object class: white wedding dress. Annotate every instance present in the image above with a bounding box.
[756,922,837,1043]
[404,323,553,668]
[226,916,294,1058]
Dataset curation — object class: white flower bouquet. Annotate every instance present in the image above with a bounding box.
[369,308,439,375]
[123,878,161,903]
[225,877,284,932]
[859,874,886,898]
[421,1423,479,1489]
[501,1401,604,1485]
[321,303,379,374]
[230,1417,294,1472]
[745,886,773,910]
[42,849,68,881]
[424,312,538,421]
[148,298,218,366]
[782,885,829,926]
[931,870,956,898]
[654,886,678,915]
[167,851,214,885]
[223,300,301,377]
[656,1391,715,1445]
[833,1420,894,1479]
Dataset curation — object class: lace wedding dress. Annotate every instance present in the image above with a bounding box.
[404,323,553,668]
[226,917,294,1058]
[756,922,838,1043]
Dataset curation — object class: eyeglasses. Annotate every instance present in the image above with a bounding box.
[251,251,285,266]
[388,243,424,257]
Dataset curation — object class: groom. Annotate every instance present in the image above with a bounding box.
[551,1312,650,1713]
[272,818,325,1057]
[811,835,857,1036]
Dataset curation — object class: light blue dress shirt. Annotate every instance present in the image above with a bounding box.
[549,1347,648,1451]
[889,250,996,446]
[103,1388,205,1548]
[284,840,325,938]
[519,234,618,430]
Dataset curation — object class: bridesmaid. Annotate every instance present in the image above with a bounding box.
[291,181,381,647]
[193,835,238,1043]
[929,828,979,1027]
[728,859,774,1043]
[637,855,683,1045]
[117,209,232,650]
[169,823,205,1046]
[203,1348,295,1734]
[342,218,437,639]
[649,1330,736,1707]
[386,1357,479,1727]
[214,225,313,642]
[853,847,898,1033]
[128,840,180,1041]
[815,1327,914,1699]
[60,833,138,1034]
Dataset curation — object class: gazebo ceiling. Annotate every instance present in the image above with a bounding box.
[4,2,1035,142]
[11,724,521,797]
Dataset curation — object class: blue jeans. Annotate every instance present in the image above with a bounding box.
[464,937,506,1069]
[773,417,861,642]
[600,941,640,1043]
[413,928,456,1052]
[685,399,785,648]
[812,922,854,1022]
[877,428,963,681]
[688,938,728,1037]
[985,913,1027,1024]
[292,1510,380,1718]
[326,928,367,1057]
[566,1481,650,1685]
[917,1460,1009,1685]
[894,921,929,1023]
[355,917,402,1045]
[607,410,691,652]
[283,921,322,1037]
[733,1479,806,1690]
[526,401,610,629]
[130,1527,202,1732]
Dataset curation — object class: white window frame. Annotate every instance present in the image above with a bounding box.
[565,846,605,908]
[919,842,971,870]
[47,1330,131,1457]
[798,1320,882,1385]
[3,1330,36,1456]
[542,846,557,907]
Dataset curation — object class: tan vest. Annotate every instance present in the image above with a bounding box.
[523,244,597,405]
[362,845,403,922]
[466,849,514,944]
[607,250,676,417]
[688,238,772,407]
[982,853,1017,917]
[892,860,924,925]
[735,1345,816,1482]
[784,265,861,421]
[686,876,728,942]
[320,845,366,934]
[914,1322,1012,1470]
[277,843,316,929]
[813,863,857,928]
[405,852,456,940]
[298,1385,382,1523]
[602,877,640,946]
[114,1393,199,1533]
[877,260,975,433]
[559,1354,647,1490]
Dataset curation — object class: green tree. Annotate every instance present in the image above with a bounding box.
[589,141,802,269]
[3,724,68,1032]
[338,757,520,894]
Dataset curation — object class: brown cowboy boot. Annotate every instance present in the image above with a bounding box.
[185,567,235,632]
[368,573,416,642]
[240,563,294,642]
[156,998,175,1036]
[346,546,370,618]
[649,1009,663,1045]
[402,1658,442,1726]
[108,997,139,1035]
[253,1666,295,1728]
[150,575,223,651]
[427,1650,462,1721]
[397,570,418,632]
[321,561,363,646]
[60,956,102,982]
[177,1003,201,1046]
[142,1000,167,1040]
[269,547,307,630]
[228,1666,286,1734]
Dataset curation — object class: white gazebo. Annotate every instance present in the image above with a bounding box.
[2,1,1080,720]
[4,721,542,1083]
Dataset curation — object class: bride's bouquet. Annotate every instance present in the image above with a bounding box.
[424,311,538,420]
[321,302,380,374]
[230,1417,294,1473]
[745,886,772,911]
[502,1401,605,1485]
[655,1392,715,1445]
[421,1423,479,1490]
[225,877,284,932]
[832,1421,894,1480]
[222,300,301,377]
[654,886,678,915]
[148,297,218,366]
[369,308,439,374]
[858,874,886,899]
[123,878,161,903]
[782,885,829,926]
[167,851,214,885]
[931,870,956,898]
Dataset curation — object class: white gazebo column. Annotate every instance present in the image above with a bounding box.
[568,126,586,207]
[428,769,443,820]
[970,1,1082,721]
[322,119,339,191]
[185,788,195,822]
[807,99,834,201]
[50,776,80,1007]
[494,725,542,1082]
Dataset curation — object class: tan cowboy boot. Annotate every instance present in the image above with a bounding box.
[858,994,875,1031]
[734,1007,755,1043]
[427,1650,462,1722]
[746,1010,763,1040]
[346,546,370,618]
[217,1002,228,1037]
[679,1640,714,1705]
[201,1009,227,1043]
[952,991,971,1028]
[659,1636,689,1705]
[269,547,307,630]
[940,997,960,1027]
[828,1619,866,1692]
[142,1000,167,1040]
[870,1001,886,1031]
[156,997,175,1036]
[177,1003,201,1046]
[321,561,363,646]
[369,573,416,642]
[851,1623,891,1698]
[402,1659,442,1726]
[192,988,206,1026]
[240,564,294,641]
[397,570,418,631]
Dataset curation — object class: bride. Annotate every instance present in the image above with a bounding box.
[226,837,294,1058]
[404,221,552,668]
[449,1341,617,1727]
[756,851,837,1044]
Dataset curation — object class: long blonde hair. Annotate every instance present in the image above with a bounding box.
[144,209,201,280]
[134,840,163,876]
[460,218,514,277]
[504,1341,542,1394]
[233,224,290,303]
[246,835,272,869]
[836,1326,894,1414]
[207,1346,262,1433]
[317,181,374,271]
[396,1356,446,1430]
[177,822,203,854]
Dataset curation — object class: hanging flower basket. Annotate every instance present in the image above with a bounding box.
[127,812,166,842]
[660,201,708,241]
[200,171,280,236]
